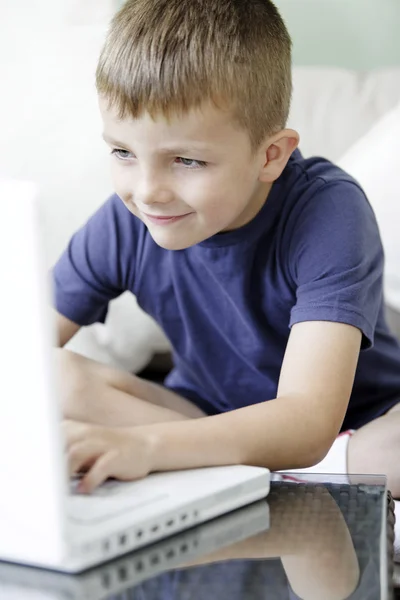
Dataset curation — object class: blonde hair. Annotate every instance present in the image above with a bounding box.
[96,0,292,150]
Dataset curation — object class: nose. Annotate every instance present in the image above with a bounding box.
[135,170,174,206]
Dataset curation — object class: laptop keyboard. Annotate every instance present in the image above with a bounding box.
[69,476,122,497]
[67,478,169,524]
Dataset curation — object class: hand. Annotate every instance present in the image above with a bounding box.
[63,420,153,493]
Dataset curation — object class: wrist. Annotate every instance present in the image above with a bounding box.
[134,416,241,474]
[134,425,163,473]
[134,421,196,473]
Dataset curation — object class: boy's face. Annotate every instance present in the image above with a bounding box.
[100,98,273,250]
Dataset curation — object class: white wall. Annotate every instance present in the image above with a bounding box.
[3,0,118,26]
[0,20,113,266]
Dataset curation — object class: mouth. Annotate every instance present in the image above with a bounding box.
[143,212,192,226]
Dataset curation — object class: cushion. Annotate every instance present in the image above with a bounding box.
[338,102,400,313]
[289,67,400,161]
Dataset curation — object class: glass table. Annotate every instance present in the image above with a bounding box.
[0,474,394,600]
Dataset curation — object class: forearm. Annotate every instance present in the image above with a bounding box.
[74,385,193,428]
[143,396,336,473]
[58,348,195,427]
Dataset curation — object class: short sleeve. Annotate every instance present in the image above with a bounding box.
[52,194,135,326]
[288,181,384,349]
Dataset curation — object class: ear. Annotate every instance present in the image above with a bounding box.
[258,129,300,183]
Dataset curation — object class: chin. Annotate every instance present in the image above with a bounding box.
[149,230,202,251]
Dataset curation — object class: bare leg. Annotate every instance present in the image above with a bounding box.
[57,349,206,427]
[347,403,400,497]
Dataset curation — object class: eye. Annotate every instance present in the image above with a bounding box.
[111,149,134,161]
[175,157,207,169]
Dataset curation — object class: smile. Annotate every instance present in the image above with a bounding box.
[143,213,192,226]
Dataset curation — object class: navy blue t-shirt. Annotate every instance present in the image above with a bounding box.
[53,149,400,430]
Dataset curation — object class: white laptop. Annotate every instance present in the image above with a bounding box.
[0,499,269,599]
[0,178,270,573]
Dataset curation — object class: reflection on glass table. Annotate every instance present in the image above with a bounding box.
[0,474,391,600]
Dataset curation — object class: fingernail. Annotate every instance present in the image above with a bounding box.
[76,481,86,494]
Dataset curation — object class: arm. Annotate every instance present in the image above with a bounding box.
[148,320,361,472]
[64,320,361,490]
[55,310,81,347]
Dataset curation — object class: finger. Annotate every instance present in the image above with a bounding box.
[78,450,118,494]
[68,440,104,478]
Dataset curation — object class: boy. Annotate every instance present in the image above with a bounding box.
[55,0,400,496]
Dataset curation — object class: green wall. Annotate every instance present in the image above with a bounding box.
[274,0,400,68]
[115,0,400,69]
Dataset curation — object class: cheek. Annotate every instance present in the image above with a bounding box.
[110,163,133,198]
[200,170,253,215]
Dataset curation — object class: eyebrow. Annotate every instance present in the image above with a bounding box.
[102,133,129,147]
[102,133,212,156]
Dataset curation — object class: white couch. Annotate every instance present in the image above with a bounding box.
[1,27,400,371]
